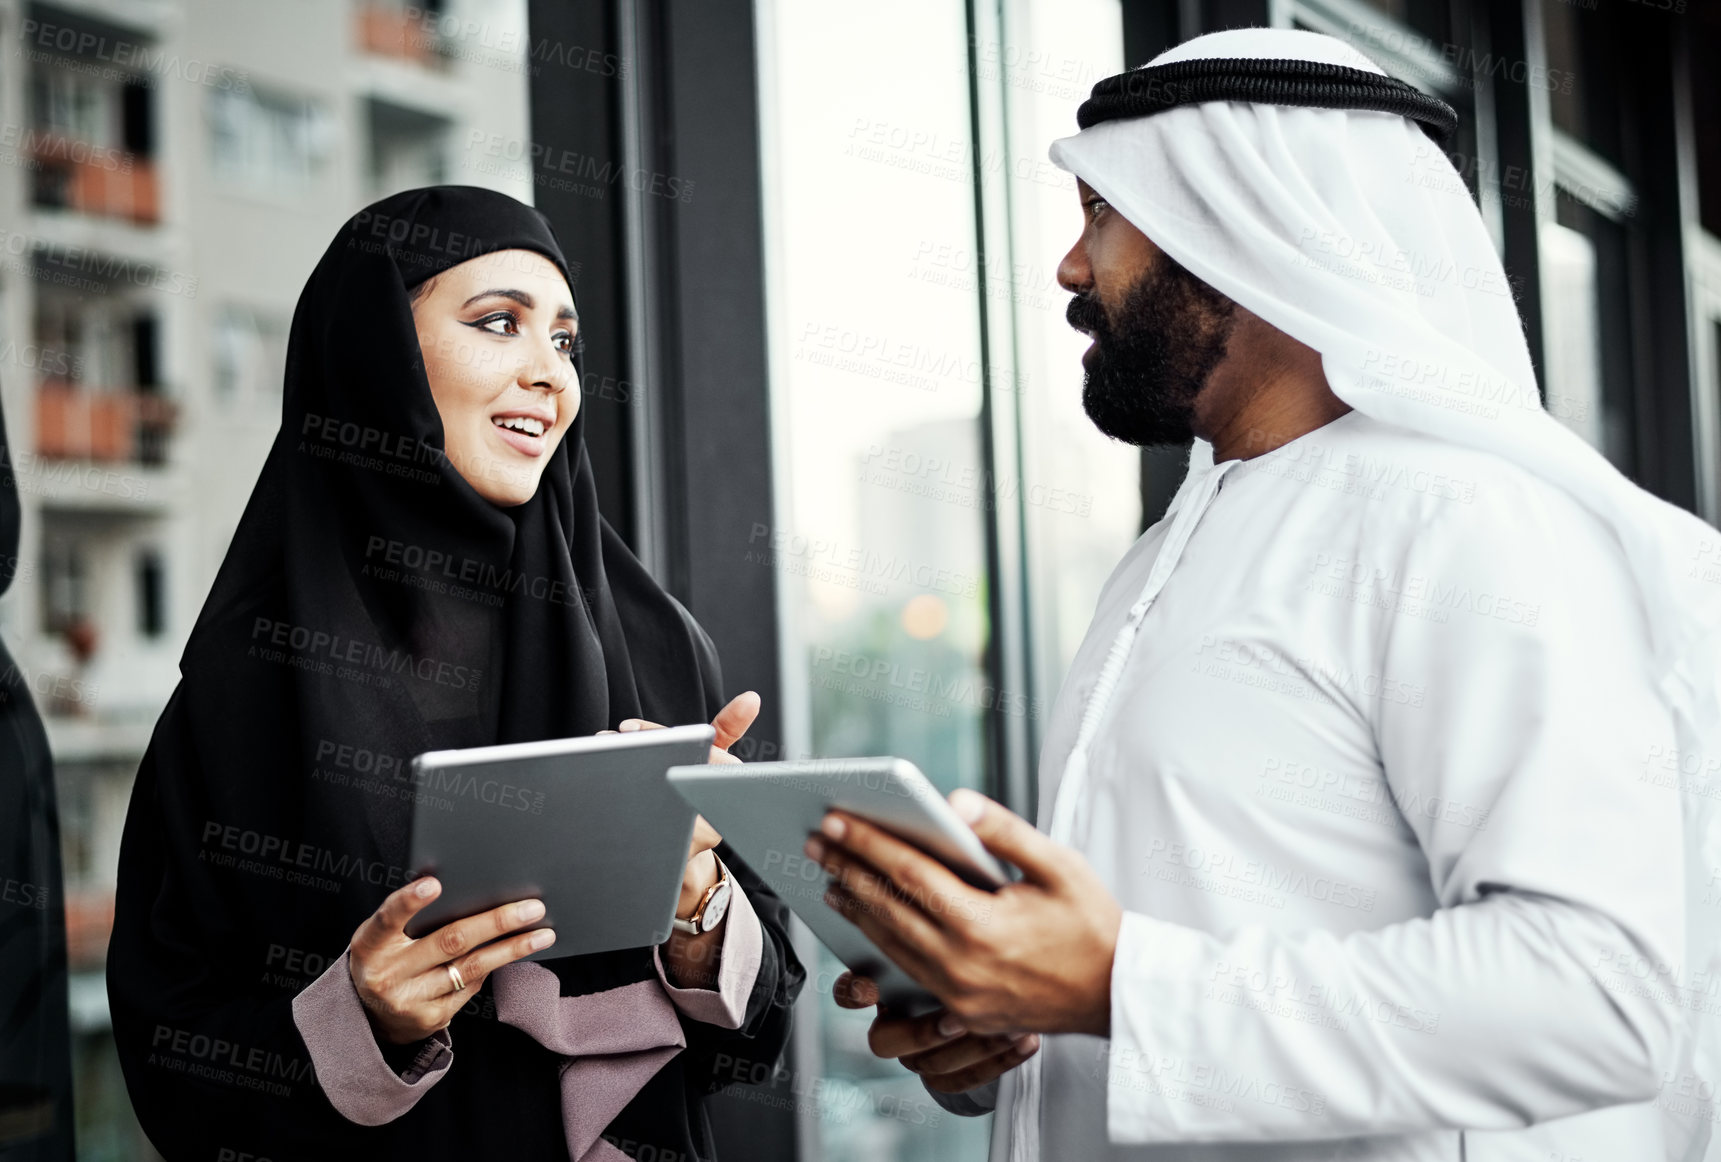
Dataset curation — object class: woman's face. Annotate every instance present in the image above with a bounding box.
[410,248,580,506]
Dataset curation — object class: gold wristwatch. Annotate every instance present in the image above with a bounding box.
[672,857,732,936]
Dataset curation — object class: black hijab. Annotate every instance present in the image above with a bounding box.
[107,186,798,1161]
[0,390,76,1161]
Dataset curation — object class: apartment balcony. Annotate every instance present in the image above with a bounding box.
[28,134,159,224]
[65,890,115,971]
[35,383,176,466]
[356,3,448,68]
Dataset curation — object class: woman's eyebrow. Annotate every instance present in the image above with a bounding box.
[461,289,574,321]
[462,287,533,309]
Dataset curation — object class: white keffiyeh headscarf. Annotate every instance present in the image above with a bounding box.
[1012,26,1721,1162]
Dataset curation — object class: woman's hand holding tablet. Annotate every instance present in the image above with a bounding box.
[348,879,555,1045]
[604,690,761,989]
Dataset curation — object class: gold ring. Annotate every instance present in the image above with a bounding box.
[447,963,467,992]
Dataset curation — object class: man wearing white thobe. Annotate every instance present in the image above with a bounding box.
[804,27,1721,1162]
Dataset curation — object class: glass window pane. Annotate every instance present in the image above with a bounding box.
[1694,3,1721,237]
[989,0,1139,736]
[758,0,993,1156]
[1543,198,1636,474]
[1540,0,1623,168]
[1538,220,1606,448]
[1541,0,1586,144]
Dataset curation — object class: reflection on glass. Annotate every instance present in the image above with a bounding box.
[758,2,993,1158]
[760,0,1139,1156]
[992,0,1137,723]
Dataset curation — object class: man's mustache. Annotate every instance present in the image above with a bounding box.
[1066,294,1109,340]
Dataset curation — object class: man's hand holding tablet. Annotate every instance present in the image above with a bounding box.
[808,788,1123,1090]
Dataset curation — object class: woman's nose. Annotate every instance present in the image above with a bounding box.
[522,343,572,393]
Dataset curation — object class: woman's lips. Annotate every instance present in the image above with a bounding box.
[490,422,548,457]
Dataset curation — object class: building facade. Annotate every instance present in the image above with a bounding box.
[0,1,529,1154]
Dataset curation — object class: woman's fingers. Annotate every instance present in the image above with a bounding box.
[429,924,558,1018]
[614,694,761,763]
[400,896,547,976]
[688,815,722,859]
[710,691,760,751]
[353,876,442,954]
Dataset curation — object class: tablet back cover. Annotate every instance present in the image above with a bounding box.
[405,726,711,960]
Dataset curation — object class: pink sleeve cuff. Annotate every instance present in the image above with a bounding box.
[652,876,764,1029]
[291,947,452,1125]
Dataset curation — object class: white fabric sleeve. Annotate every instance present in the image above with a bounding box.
[1105,482,1687,1144]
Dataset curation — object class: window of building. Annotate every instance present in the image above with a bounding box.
[208,85,332,193]
[1695,2,1721,240]
[1543,191,1635,471]
[30,65,110,144]
[759,1,999,1155]
[366,97,451,200]
[25,29,157,219]
[41,536,88,635]
[213,304,288,405]
[1540,0,1623,170]
[758,0,1134,1157]
[35,292,160,393]
[135,549,165,639]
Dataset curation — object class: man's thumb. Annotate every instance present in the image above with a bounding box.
[949,789,1060,883]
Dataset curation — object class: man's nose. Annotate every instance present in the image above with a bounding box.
[1057,240,1092,295]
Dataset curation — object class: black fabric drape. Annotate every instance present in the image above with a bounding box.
[106,186,801,1161]
[0,389,76,1161]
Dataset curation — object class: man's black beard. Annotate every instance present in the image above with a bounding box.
[1067,252,1238,447]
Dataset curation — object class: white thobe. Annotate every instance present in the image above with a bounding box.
[947,411,1690,1161]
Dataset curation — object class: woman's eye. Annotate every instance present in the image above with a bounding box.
[1086,199,1108,221]
[474,311,519,335]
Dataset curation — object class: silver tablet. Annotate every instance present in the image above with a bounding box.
[667,757,1009,1014]
[405,724,714,961]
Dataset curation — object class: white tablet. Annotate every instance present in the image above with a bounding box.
[667,757,1010,1014]
[405,724,714,961]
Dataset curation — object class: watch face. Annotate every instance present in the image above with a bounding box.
[703,882,731,929]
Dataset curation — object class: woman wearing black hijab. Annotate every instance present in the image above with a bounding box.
[106,186,802,1162]
[0,392,76,1161]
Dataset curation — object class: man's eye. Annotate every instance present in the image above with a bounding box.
[1086,199,1108,220]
